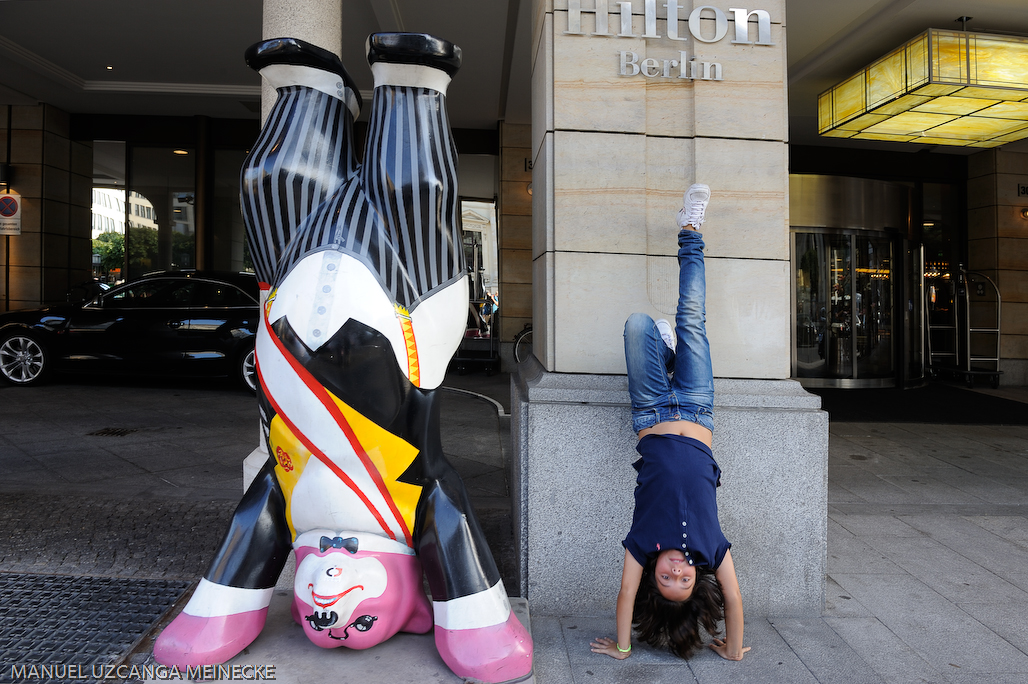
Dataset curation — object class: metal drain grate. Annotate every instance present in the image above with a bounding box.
[0,573,188,684]
[85,428,138,437]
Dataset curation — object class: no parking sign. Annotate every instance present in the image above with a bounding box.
[0,191,21,235]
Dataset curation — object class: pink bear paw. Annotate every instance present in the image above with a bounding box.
[153,609,268,668]
[435,612,533,684]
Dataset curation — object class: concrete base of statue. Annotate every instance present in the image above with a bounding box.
[512,355,828,617]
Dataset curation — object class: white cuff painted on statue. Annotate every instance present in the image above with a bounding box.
[258,64,361,120]
[370,62,451,95]
[183,578,274,618]
[267,251,467,390]
[432,580,512,630]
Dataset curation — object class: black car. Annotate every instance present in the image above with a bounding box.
[0,271,260,391]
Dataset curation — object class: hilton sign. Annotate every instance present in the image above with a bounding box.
[564,1,774,81]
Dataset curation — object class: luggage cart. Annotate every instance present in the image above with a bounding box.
[925,265,1002,389]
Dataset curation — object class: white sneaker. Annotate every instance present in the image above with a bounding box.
[655,319,676,352]
[676,183,710,229]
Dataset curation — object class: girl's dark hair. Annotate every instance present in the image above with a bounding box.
[633,555,724,659]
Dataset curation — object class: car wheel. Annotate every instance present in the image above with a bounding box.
[239,346,257,393]
[0,333,49,386]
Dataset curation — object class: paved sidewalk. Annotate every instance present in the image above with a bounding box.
[1,373,1026,683]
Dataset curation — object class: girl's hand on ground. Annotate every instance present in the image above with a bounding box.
[590,636,631,660]
[709,638,750,661]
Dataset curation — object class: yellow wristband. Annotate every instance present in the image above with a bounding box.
[616,643,632,653]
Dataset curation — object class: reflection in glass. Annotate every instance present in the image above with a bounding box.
[794,232,895,382]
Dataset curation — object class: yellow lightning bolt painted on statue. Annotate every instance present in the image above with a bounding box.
[394,304,420,387]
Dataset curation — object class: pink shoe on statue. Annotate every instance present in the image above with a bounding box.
[153,579,273,667]
[153,609,268,667]
[434,611,533,684]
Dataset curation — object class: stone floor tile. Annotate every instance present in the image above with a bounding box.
[877,475,984,505]
[957,600,1028,656]
[861,535,1028,605]
[527,616,575,684]
[962,515,1028,550]
[830,513,922,538]
[822,617,949,684]
[831,573,1028,674]
[828,465,922,504]
[770,617,884,683]
[688,618,819,684]
[823,576,873,618]
[828,520,906,575]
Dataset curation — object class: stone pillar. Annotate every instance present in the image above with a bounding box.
[517,0,827,616]
[260,0,343,123]
[245,0,343,489]
[498,123,534,366]
[0,104,92,311]
[968,149,1028,385]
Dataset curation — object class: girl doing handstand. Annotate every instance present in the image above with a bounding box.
[590,184,750,662]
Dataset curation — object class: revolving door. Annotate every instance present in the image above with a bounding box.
[791,175,919,388]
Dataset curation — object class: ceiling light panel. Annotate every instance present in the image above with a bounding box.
[818,29,1028,147]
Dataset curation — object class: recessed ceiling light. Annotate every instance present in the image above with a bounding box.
[172,149,189,155]
[106,65,113,70]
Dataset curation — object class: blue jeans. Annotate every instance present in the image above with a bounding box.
[624,229,714,433]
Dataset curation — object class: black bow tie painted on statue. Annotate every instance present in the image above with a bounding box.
[320,536,359,554]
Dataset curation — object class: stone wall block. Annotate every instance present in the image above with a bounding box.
[42,199,70,236]
[969,238,997,270]
[42,167,69,204]
[70,173,93,210]
[9,233,41,267]
[501,123,532,150]
[1000,301,1028,335]
[10,130,42,164]
[968,206,997,240]
[532,132,553,260]
[531,12,553,161]
[995,150,1028,176]
[967,175,997,210]
[553,130,647,254]
[69,237,92,275]
[1000,334,1028,359]
[532,250,555,369]
[996,238,1028,271]
[11,105,43,130]
[968,149,998,179]
[10,164,41,198]
[998,269,1028,303]
[691,137,789,260]
[502,214,533,250]
[69,205,92,240]
[13,196,40,234]
[998,206,1028,237]
[43,234,69,268]
[502,149,534,183]
[70,141,93,177]
[42,105,70,138]
[501,180,533,217]
[500,247,533,285]
[552,21,647,133]
[9,266,41,303]
[43,132,70,171]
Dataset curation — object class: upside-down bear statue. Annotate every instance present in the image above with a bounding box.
[153,33,533,683]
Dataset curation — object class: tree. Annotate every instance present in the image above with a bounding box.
[92,232,124,275]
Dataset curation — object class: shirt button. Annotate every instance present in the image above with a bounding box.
[682,521,687,526]
[683,533,687,538]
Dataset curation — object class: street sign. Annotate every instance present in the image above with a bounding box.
[0,191,21,236]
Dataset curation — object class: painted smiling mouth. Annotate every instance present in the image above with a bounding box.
[309,583,364,608]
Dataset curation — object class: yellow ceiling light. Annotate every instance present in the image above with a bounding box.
[818,29,1028,148]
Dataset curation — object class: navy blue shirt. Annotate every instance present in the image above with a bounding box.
[623,434,731,570]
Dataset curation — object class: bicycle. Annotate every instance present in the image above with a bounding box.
[513,324,533,364]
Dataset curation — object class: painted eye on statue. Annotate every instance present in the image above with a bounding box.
[327,567,343,577]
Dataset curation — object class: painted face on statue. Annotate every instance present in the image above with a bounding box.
[296,550,388,635]
[292,536,432,649]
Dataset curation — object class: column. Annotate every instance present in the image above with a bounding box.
[968,149,1028,385]
[516,0,827,616]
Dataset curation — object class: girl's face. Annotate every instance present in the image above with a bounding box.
[654,549,697,601]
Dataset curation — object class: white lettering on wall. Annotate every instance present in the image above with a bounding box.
[565,0,774,46]
[619,51,723,81]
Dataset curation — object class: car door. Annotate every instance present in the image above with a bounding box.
[76,278,194,373]
[176,280,249,371]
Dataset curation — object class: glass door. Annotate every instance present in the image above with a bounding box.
[793,230,896,386]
